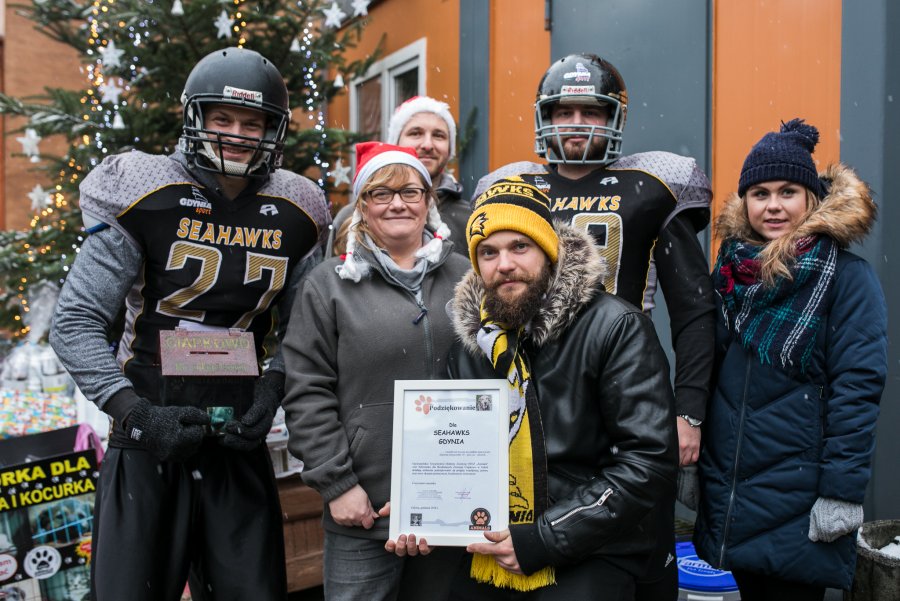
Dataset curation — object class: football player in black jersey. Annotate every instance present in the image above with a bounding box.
[50,48,331,601]
[473,53,716,601]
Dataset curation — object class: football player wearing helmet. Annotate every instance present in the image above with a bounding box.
[472,53,715,600]
[50,47,331,601]
[534,53,627,168]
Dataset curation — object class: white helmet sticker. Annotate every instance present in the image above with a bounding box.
[560,85,596,95]
[563,62,592,82]
[223,85,263,105]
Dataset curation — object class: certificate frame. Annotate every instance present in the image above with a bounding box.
[389,379,509,546]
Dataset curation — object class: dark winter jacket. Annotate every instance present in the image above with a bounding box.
[282,240,469,539]
[449,224,678,577]
[694,164,887,589]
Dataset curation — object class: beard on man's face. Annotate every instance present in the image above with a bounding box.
[482,263,553,329]
[550,131,608,162]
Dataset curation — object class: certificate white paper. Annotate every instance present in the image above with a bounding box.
[389,379,509,546]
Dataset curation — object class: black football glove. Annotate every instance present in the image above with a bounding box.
[220,371,284,451]
[107,388,209,462]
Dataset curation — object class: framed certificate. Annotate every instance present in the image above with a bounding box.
[389,379,509,546]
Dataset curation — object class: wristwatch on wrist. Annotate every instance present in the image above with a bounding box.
[678,414,703,428]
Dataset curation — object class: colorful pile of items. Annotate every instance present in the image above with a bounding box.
[0,389,77,439]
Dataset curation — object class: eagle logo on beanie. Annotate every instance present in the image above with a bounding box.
[468,211,489,240]
[465,177,560,272]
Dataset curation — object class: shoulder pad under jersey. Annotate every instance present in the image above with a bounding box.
[79,151,196,234]
[259,169,332,245]
[610,151,711,214]
[472,161,547,202]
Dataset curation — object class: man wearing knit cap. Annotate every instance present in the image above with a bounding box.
[446,176,678,599]
[329,95,471,256]
[473,54,715,481]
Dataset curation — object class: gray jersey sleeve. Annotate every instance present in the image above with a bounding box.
[49,226,143,409]
[613,151,712,229]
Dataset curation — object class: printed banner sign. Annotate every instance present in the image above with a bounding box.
[1,439,98,600]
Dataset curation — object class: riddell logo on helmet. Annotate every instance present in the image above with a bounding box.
[223,86,263,105]
[561,85,596,96]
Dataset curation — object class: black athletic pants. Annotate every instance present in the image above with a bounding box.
[90,440,286,601]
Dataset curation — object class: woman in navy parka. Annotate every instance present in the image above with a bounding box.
[694,119,887,601]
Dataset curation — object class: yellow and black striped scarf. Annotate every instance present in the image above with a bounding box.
[472,301,555,591]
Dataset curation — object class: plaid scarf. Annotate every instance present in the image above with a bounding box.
[472,301,555,591]
[714,236,837,372]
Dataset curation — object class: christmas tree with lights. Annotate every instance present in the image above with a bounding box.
[0,0,375,348]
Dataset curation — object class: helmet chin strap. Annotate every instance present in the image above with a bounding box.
[198,139,268,176]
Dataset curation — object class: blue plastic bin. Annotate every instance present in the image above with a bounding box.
[677,541,741,600]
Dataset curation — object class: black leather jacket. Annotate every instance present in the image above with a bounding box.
[448,224,677,577]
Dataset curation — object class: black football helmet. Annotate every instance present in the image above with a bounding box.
[179,47,290,177]
[534,53,628,165]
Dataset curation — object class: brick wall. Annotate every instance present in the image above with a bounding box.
[2,7,83,230]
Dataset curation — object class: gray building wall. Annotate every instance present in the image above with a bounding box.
[841,0,900,521]
[457,0,491,195]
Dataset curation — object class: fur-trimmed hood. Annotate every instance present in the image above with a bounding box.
[716,163,876,248]
[451,223,605,353]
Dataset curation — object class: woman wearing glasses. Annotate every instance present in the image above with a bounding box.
[282,142,469,601]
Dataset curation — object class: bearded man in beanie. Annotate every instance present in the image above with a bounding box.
[473,54,714,477]
[446,177,678,600]
[330,96,470,256]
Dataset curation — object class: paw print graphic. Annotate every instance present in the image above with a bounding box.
[24,545,61,579]
[471,508,490,526]
[414,395,433,415]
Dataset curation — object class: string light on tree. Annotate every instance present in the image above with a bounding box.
[14,0,132,332]
[295,23,329,185]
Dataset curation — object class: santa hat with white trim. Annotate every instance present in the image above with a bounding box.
[337,141,451,282]
[387,96,457,160]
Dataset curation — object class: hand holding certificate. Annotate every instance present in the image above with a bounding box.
[389,379,509,546]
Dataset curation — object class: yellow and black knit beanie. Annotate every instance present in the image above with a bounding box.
[466,176,559,272]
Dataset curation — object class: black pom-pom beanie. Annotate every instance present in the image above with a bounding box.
[738,118,824,198]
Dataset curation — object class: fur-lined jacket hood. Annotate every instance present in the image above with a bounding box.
[451,223,605,353]
[716,163,876,248]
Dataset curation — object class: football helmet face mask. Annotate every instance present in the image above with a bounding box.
[179,47,290,177]
[534,53,628,166]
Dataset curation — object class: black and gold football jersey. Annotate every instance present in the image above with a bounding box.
[79,151,330,382]
[473,151,711,311]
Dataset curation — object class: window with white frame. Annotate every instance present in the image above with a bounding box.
[350,38,426,142]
